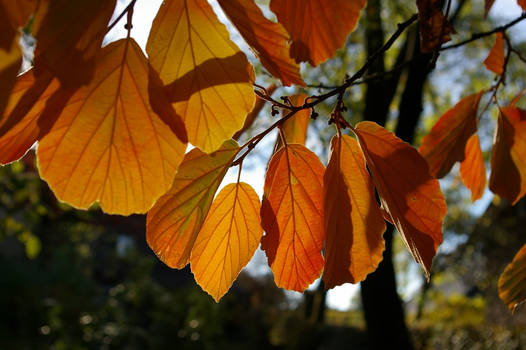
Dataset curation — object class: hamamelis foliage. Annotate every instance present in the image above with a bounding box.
[0,0,525,306]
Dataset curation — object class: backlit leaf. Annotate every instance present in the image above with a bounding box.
[419,92,483,178]
[416,0,454,52]
[191,182,262,301]
[0,36,22,116]
[0,69,58,164]
[273,94,310,152]
[147,140,239,269]
[499,244,526,313]
[217,0,304,86]
[147,0,255,153]
[32,0,117,87]
[489,107,526,205]
[354,121,447,277]
[460,134,486,201]
[323,135,385,288]
[484,32,505,75]
[0,0,36,50]
[37,38,187,215]
[270,0,366,66]
[261,144,325,291]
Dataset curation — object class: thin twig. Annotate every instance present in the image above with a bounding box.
[107,0,137,33]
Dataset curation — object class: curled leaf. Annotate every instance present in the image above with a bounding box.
[261,144,325,291]
[270,0,366,65]
[147,0,255,153]
[37,38,187,215]
[354,121,447,277]
[498,244,526,313]
[419,92,483,178]
[191,182,263,301]
[323,135,385,288]
[147,140,239,269]
[490,107,526,205]
[217,0,304,86]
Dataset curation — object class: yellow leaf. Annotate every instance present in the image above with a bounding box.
[323,135,386,288]
[217,0,304,86]
[270,0,366,65]
[499,244,526,313]
[261,144,325,292]
[147,140,239,269]
[0,69,58,164]
[37,38,187,215]
[32,0,117,86]
[191,182,262,301]
[147,0,255,153]
[354,122,447,278]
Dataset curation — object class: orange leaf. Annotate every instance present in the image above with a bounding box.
[270,0,366,66]
[354,121,447,277]
[37,38,187,215]
[460,134,486,201]
[323,135,385,288]
[499,244,526,313]
[489,107,526,204]
[217,0,304,86]
[419,92,483,178]
[32,0,116,87]
[273,94,310,152]
[147,140,239,269]
[261,144,325,291]
[518,0,526,12]
[484,0,496,17]
[484,32,505,75]
[147,0,255,153]
[0,35,22,116]
[0,0,36,50]
[416,0,455,52]
[0,69,58,164]
[191,182,263,301]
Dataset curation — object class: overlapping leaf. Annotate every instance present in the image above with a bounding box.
[484,32,505,75]
[217,0,303,86]
[32,0,117,87]
[416,0,454,52]
[0,36,22,117]
[419,92,483,178]
[323,135,385,288]
[0,0,36,50]
[0,70,58,164]
[147,140,239,269]
[191,182,262,301]
[499,244,526,313]
[147,0,255,153]
[490,106,526,204]
[460,134,486,201]
[261,144,325,291]
[270,0,366,66]
[37,38,187,215]
[354,122,447,277]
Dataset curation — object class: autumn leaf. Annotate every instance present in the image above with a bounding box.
[518,0,526,12]
[191,182,263,301]
[270,0,366,66]
[323,135,385,288]
[459,134,486,202]
[147,140,239,269]
[484,32,505,75]
[499,244,526,313]
[484,0,496,17]
[261,144,325,292]
[354,121,447,277]
[233,84,277,141]
[0,0,36,50]
[273,94,310,152]
[147,0,255,153]
[32,0,117,87]
[37,38,187,215]
[416,0,455,52]
[0,36,22,117]
[217,0,304,86]
[0,69,58,164]
[419,92,484,178]
[489,106,526,205]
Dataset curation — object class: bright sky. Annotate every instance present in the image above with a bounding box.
[104,0,526,311]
